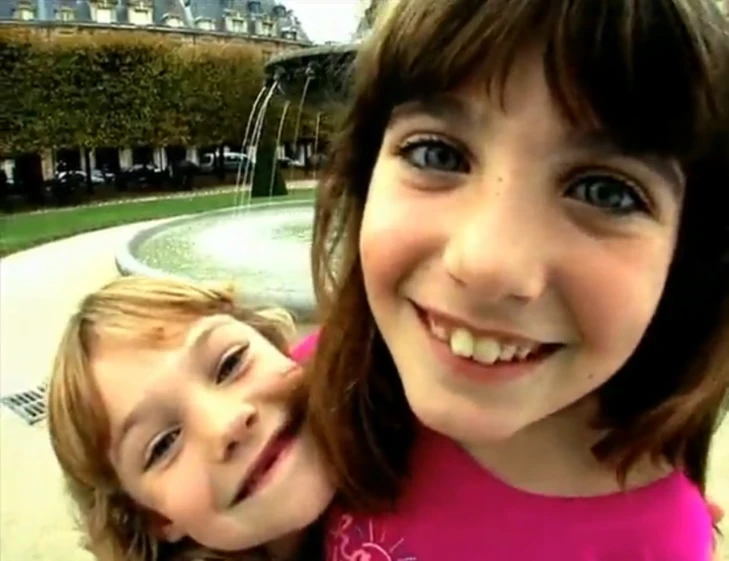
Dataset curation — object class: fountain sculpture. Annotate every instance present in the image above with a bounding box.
[116,3,382,321]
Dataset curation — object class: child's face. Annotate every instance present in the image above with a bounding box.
[359,52,685,447]
[92,314,332,552]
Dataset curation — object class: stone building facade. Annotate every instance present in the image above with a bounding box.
[1,0,310,44]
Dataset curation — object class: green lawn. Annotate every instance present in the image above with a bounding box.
[0,189,315,257]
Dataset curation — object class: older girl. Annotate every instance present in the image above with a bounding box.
[306,0,729,559]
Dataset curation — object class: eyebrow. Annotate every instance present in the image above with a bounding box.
[564,130,685,195]
[111,318,228,462]
[389,94,479,131]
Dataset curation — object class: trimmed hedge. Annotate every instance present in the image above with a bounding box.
[0,29,336,156]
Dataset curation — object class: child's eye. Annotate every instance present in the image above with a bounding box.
[397,138,470,173]
[216,346,247,384]
[144,428,180,470]
[565,173,648,215]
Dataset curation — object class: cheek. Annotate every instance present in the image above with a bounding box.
[565,237,674,364]
[360,163,431,295]
[153,457,214,523]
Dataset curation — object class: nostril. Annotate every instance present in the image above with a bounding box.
[223,440,238,461]
[244,411,257,429]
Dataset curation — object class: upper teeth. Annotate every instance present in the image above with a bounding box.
[435,324,538,365]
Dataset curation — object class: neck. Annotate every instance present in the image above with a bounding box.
[461,397,666,497]
[265,529,306,561]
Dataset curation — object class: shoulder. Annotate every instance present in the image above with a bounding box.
[657,473,714,542]
[597,471,714,560]
[290,330,319,362]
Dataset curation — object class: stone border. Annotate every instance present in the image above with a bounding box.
[14,180,317,217]
[115,199,318,321]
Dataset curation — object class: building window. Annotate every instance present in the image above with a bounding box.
[58,7,75,21]
[196,18,215,31]
[163,14,183,27]
[281,29,297,40]
[15,6,34,20]
[227,17,246,33]
[247,1,261,14]
[129,7,152,25]
[95,6,113,23]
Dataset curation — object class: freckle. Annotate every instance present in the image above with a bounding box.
[497,176,503,183]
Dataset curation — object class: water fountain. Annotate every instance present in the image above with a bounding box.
[116,5,375,321]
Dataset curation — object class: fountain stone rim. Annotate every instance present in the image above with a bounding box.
[265,43,358,69]
[115,199,318,322]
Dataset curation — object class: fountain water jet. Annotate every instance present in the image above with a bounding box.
[116,6,374,320]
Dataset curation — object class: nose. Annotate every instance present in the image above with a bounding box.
[442,182,548,303]
[205,399,258,463]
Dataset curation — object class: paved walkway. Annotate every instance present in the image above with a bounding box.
[0,220,726,560]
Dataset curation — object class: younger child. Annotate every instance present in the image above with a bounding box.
[47,276,333,561]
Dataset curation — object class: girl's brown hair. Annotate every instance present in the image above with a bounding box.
[47,276,299,561]
[307,0,729,512]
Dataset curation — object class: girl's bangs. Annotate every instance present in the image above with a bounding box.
[359,0,728,160]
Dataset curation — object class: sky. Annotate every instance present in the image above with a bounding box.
[279,0,361,44]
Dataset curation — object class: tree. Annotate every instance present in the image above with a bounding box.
[0,28,337,163]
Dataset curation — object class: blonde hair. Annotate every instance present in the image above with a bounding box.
[47,276,297,561]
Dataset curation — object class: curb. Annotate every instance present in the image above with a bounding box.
[8,180,319,217]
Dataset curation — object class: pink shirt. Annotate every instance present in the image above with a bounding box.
[290,331,319,362]
[326,427,712,561]
[290,333,712,560]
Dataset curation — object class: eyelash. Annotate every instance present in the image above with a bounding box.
[216,346,248,384]
[144,428,180,471]
[395,135,651,216]
[561,167,651,215]
[395,135,470,174]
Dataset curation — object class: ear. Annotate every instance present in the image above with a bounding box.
[147,511,185,543]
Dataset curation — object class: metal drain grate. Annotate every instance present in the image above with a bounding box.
[1,383,47,425]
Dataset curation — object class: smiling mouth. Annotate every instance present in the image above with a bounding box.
[231,415,302,505]
[413,304,565,365]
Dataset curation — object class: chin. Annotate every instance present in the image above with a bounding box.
[422,407,527,443]
[405,386,535,445]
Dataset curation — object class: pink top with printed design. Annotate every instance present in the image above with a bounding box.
[325,426,712,561]
[291,333,713,561]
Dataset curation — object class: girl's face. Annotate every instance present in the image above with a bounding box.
[92,314,332,553]
[359,53,685,449]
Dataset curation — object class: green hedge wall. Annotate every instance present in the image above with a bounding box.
[0,30,336,156]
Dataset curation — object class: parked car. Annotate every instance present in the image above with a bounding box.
[277,156,305,169]
[55,169,107,185]
[50,170,86,205]
[166,160,200,191]
[120,163,166,189]
[200,152,255,174]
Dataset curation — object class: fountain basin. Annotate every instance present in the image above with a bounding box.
[116,201,317,321]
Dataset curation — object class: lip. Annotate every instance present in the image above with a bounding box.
[230,417,300,505]
[412,302,562,382]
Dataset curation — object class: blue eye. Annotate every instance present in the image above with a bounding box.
[399,139,469,173]
[566,174,647,215]
[144,428,180,470]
